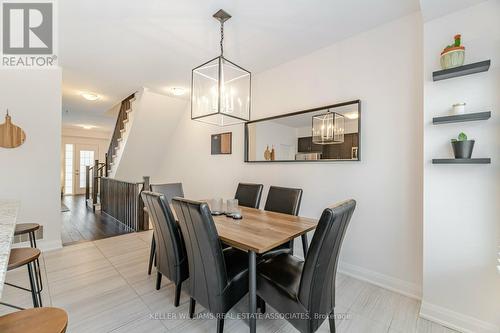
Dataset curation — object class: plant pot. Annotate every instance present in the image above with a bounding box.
[451,140,475,159]
[440,47,465,69]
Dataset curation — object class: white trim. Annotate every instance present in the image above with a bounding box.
[420,301,499,333]
[338,261,422,300]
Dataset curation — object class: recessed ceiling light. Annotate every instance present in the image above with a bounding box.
[80,92,100,101]
[169,87,186,96]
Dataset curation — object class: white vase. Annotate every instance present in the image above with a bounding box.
[452,103,466,115]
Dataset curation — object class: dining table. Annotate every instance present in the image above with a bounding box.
[209,205,318,333]
[0,200,19,298]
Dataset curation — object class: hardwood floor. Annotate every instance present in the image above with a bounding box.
[0,231,459,333]
[61,195,132,245]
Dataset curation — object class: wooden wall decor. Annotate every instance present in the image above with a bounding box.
[211,132,232,155]
[0,110,26,148]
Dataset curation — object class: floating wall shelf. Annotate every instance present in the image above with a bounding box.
[432,158,491,164]
[433,60,491,81]
[432,111,491,124]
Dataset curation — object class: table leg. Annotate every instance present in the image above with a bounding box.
[301,234,309,257]
[249,251,256,333]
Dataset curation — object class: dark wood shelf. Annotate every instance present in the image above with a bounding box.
[433,60,490,81]
[432,158,491,164]
[432,111,491,124]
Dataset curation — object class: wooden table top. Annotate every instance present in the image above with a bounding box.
[211,206,317,253]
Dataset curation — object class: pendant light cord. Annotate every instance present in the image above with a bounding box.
[220,21,224,56]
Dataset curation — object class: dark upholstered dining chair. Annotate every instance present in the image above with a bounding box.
[263,186,304,257]
[141,191,188,307]
[172,198,249,333]
[234,183,264,209]
[257,200,356,333]
[147,183,184,275]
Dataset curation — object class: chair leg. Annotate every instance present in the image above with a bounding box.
[148,235,156,275]
[189,298,196,319]
[174,282,182,307]
[301,234,309,257]
[28,231,43,293]
[27,262,39,308]
[156,272,162,290]
[329,312,336,333]
[217,317,224,333]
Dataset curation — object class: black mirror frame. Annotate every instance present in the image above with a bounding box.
[244,99,361,163]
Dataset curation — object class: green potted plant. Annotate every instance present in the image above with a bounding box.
[441,34,465,69]
[451,132,475,159]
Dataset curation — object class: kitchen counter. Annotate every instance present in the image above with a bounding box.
[0,201,19,298]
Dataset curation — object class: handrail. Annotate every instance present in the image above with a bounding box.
[85,159,107,211]
[106,93,135,173]
[99,176,150,231]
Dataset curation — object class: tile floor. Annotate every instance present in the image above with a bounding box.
[0,231,458,333]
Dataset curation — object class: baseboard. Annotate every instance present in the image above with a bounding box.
[338,261,422,300]
[420,301,499,333]
[12,239,63,252]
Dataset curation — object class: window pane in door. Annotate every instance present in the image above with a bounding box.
[64,144,73,194]
[79,150,95,188]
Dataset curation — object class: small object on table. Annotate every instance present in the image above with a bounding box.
[225,199,239,217]
[230,209,242,220]
[209,198,224,215]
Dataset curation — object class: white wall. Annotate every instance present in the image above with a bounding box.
[422,1,500,332]
[154,13,424,298]
[114,88,187,182]
[0,68,62,250]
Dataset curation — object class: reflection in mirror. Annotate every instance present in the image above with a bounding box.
[245,100,360,162]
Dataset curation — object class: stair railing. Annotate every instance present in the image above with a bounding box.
[99,176,150,231]
[106,93,135,173]
[85,160,107,211]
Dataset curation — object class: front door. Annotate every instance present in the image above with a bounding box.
[73,144,98,195]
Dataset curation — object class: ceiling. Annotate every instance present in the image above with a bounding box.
[60,0,423,131]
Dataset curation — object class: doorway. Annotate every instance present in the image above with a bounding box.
[64,143,98,195]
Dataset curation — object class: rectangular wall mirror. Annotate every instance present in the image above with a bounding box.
[245,100,360,162]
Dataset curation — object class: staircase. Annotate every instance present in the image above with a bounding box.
[106,94,136,177]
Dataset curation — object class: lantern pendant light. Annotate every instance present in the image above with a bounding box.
[312,110,345,145]
[191,9,251,126]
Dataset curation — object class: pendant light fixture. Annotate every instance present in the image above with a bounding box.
[191,9,251,126]
[312,110,345,144]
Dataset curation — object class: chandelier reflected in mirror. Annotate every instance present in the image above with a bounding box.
[191,9,251,126]
[312,110,345,145]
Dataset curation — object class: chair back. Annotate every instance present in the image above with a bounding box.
[172,198,228,312]
[150,183,184,203]
[141,191,187,284]
[264,186,303,215]
[298,200,356,329]
[235,183,264,208]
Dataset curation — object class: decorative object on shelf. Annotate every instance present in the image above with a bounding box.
[191,9,251,126]
[264,145,271,161]
[452,102,466,115]
[312,110,345,145]
[211,132,232,154]
[451,132,475,159]
[270,145,276,161]
[440,34,465,69]
[351,147,358,159]
[0,110,26,148]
